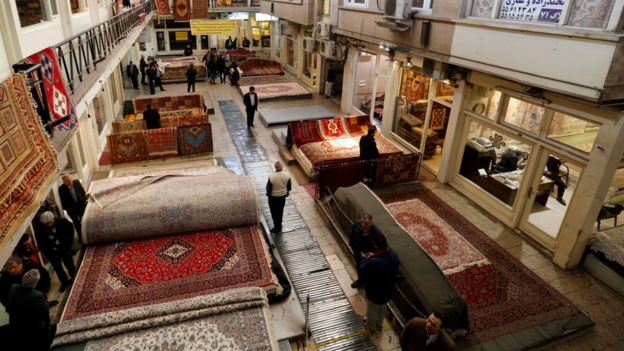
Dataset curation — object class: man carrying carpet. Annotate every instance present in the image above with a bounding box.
[266,161,291,234]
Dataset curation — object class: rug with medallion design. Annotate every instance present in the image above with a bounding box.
[377,185,593,348]
[61,227,275,321]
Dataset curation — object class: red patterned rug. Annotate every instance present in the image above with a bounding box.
[146,127,178,159]
[173,0,191,21]
[377,185,586,347]
[62,226,274,321]
[178,123,213,156]
[290,115,370,147]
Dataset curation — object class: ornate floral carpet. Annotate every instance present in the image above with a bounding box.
[55,287,278,350]
[298,135,402,168]
[239,75,290,86]
[240,82,312,101]
[0,74,58,249]
[378,186,588,347]
[178,123,213,156]
[238,58,284,76]
[62,227,274,321]
[146,126,178,159]
[110,159,218,178]
[108,131,148,164]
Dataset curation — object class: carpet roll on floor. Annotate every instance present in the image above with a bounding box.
[82,168,259,244]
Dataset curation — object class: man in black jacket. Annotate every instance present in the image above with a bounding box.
[186,63,198,92]
[143,104,161,129]
[128,61,139,89]
[139,56,147,85]
[0,256,52,310]
[58,173,87,239]
[360,233,399,333]
[243,86,258,128]
[183,44,193,56]
[7,269,53,351]
[35,212,76,292]
[349,215,381,288]
[360,126,380,183]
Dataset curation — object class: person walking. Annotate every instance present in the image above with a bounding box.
[217,54,227,83]
[266,161,291,234]
[186,63,198,92]
[35,211,76,292]
[243,86,258,128]
[146,61,157,95]
[349,215,382,288]
[325,64,336,98]
[58,173,87,240]
[128,61,139,89]
[7,269,54,351]
[360,126,380,183]
[360,233,399,333]
[140,56,147,85]
[229,62,240,86]
[208,55,218,84]
[225,36,233,50]
[154,61,166,91]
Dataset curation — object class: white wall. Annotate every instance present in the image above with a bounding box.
[18,20,66,59]
[72,11,94,34]
[450,24,617,101]
[0,29,12,81]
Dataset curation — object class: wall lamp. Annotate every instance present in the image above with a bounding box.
[405,57,413,68]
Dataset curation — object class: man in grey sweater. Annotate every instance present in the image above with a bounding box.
[266,161,291,233]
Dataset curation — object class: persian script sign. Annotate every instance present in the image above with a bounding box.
[498,0,566,23]
[190,20,237,35]
[175,31,189,41]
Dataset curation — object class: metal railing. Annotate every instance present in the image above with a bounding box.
[55,1,154,95]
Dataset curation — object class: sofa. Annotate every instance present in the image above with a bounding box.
[396,113,438,158]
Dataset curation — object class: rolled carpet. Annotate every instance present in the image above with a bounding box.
[82,171,259,244]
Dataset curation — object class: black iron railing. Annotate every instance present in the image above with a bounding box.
[55,1,154,95]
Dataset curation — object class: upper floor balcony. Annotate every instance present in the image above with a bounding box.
[259,0,316,26]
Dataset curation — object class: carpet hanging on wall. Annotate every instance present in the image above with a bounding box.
[156,0,170,15]
[24,47,78,131]
[378,186,592,348]
[191,0,209,19]
[0,73,58,252]
[61,227,275,321]
[174,0,191,21]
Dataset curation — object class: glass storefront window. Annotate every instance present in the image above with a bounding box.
[466,85,500,120]
[460,120,533,207]
[168,32,196,51]
[547,112,600,153]
[16,0,46,27]
[435,81,455,101]
[286,37,295,68]
[70,0,80,13]
[503,97,544,134]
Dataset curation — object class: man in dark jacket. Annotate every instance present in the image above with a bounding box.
[242,37,250,48]
[35,212,76,292]
[186,63,198,92]
[216,54,226,83]
[139,56,147,85]
[183,44,193,56]
[360,126,380,183]
[243,86,258,128]
[128,61,139,89]
[349,214,381,288]
[225,36,233,50]
[0,256,52,310]
[400,312,456,351]
[146,61,157,95]
[58,173,87,239]
[143,104,161,129]
[360,233,399,333]
[7,269,53,351]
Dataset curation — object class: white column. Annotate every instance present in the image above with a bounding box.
[380,60,401,135]
[438,80,467,183]
[58,0,75,38]
[0,1,23,65]
[340,46,357,115]
[553,113,624,268]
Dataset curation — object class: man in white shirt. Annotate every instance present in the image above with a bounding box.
[243,86,258,128]
[266,161,291,233]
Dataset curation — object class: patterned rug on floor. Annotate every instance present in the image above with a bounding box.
[62,227,274,321]
[378,186,588,347]
[239,82,311,101]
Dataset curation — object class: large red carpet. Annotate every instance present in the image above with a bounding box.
[62,226,274,321]
[378,186,586,347]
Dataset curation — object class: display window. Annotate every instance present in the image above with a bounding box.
[502,97,544,135]
[16,0,46,27]
[547,112,599,153]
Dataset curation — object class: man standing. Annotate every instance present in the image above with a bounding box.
[243,86,258,128]
[266,161,291,234]
[360,126,380,183]
[154,61,166,91]
[35,212,76,292]
[139,56,147,85]
[325,64,336,98]
[186,63,198,92]
[7,269,53,351]
[128,61,139,89]
[183,44,193,56]
[146,61,157,95]
[0,256,53,310]
[143,104,161,129]
[217,54,227,83]
[545,155,567,206]
[349,215,381,288]
[360,233,399,333]
[400,312,456,351]
[242,37,251,48]
[58,173,87,239]
[225,36,233,50]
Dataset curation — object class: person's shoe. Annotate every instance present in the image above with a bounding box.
[556,197,567,206]
[47,300,59,307]
[351,280,364,288]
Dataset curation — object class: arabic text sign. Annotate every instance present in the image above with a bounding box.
[190,19,237,35]
[498,0,566,23]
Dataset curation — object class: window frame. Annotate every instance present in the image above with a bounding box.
[411,0,433,11]
[344,0,368,9]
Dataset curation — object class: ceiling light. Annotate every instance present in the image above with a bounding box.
[406,57,413,67]
[379,43,384,49]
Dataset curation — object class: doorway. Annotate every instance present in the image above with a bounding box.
[351,51,390,123]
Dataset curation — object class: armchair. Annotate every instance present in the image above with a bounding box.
[397,113,438,158]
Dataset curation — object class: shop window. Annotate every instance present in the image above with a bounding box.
[93,95,105,134]
[411,0,432,10]
[75,129,87,165]
[466,85,500,120]
[200,35,209,50]
[168,32,197,51]
[503,97,544,134]
[345,0,367,7]
[286,37,295,68]
[547,112,600,153]
[568,0,614,28]
[15,0,46,27]
[303,51,312,78]
[251,0,260,5]
[470,0,495,18]
[435,81,455,101]
[157,31,166,51]
[460,120,533,207]
[70,0,81,13]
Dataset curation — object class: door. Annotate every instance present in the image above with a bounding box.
[519,147,584,250]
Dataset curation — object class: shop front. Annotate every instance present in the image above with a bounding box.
[349,50,391,122]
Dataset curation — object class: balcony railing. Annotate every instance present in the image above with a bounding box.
[55,1,154,95]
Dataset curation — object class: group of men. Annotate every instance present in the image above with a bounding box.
[130,56,166,95]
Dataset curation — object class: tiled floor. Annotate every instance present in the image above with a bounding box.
[93,76,624,350]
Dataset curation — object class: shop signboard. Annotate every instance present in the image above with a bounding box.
[175,31,189,41]
[190,19,237,35]
[498,0,566,23]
